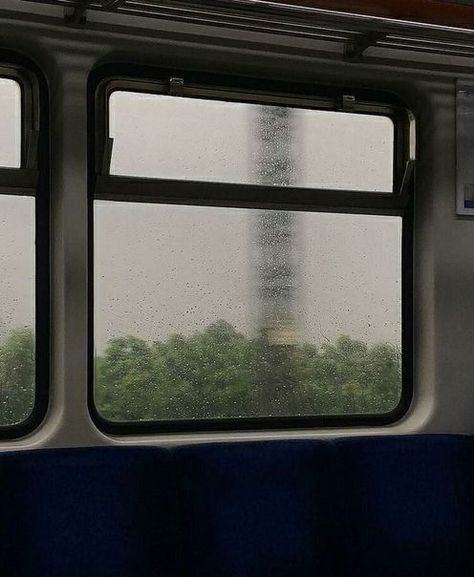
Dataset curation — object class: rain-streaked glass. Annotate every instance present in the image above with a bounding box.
[0,195,35,425]
[109,91,394,192]
[94,201,402,422]
[0,78,21,168]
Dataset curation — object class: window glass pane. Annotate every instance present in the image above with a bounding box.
[109,91,394,192]
[0,78,21,168]
[0,195,35,425]
[94,201,402,422]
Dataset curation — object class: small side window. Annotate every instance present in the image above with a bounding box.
[0,65,48,435]
[0,78,21,168]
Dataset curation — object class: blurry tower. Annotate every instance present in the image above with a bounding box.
[254,105,299,414]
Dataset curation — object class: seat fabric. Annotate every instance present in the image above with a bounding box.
[0,446,178,577]
[334,435,474,577]
[175,440,338,577]
[1,435,473,577]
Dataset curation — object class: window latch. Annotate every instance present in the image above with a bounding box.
[169,77,184,96]
[338,94,356,112]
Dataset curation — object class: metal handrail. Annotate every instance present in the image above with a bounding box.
[22,0,474,59]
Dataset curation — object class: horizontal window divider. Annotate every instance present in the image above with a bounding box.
[94,175,408,213]
[0,167,38,195]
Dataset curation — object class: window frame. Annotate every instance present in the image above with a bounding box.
[89,64,414,435]
[0,53,49,439]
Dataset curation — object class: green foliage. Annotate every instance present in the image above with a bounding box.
[96,321,255,420]
[0,328,35,425]
[95,321,402,422]
[0,322,402,426]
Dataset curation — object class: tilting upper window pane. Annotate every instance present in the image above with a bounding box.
[109,91,394,192]
[0,78,21,168]
[0,195,35,425]
[94,201,402,422]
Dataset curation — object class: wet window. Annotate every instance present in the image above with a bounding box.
[0,196,35,425]
[0,75,39,430]
[94,84,406,428]
[94,202,401,422]
[109,92,394,192]
[0,78,21,168]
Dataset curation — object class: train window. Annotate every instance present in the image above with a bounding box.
[0,67,47,435]
[0,78,21,168]
[92,77,412,432]
[0,196,35,426]
[108,91,395,192]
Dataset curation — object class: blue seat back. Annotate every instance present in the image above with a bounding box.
[334,435,474,577]
[175,440,338,577]
[1,435,474,577]
[0,446,178,577]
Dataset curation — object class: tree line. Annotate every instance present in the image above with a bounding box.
[0,321,401,425]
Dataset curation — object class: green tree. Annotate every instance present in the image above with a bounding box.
[95,335,155,421]
[96,321,256,421]
[0,328,35,425]
[95,322,402,422]
[151,320,253,419]
[304,336,401,414]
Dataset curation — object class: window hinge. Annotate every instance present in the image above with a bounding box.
[400,160,415,196]
[102,137,114,176]
[26,129,39,169]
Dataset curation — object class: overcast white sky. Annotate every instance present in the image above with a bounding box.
[0,84,401,351]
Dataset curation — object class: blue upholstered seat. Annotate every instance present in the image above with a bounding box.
[175,441,337,577]
[0,446,178,577]
[1,435,473,577]
[333,435,474,577]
